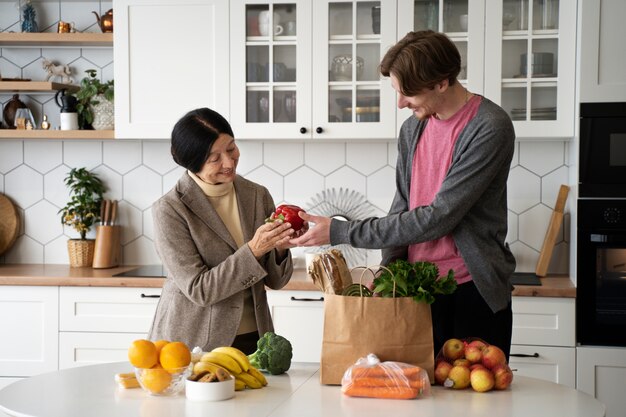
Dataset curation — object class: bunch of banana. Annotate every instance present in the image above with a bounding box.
[193,346,268,390]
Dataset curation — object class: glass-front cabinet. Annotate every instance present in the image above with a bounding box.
[397,0,575,139]
[230,0,397,139]
[396,0,486,124]
[484,0,576,138]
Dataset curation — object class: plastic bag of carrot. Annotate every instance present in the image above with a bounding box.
[341,353,431,399]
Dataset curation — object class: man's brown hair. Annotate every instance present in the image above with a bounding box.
[379,30,461,96]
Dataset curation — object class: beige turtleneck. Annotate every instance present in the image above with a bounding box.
[188,171,257,335]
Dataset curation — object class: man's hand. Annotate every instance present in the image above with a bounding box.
[289,212,332,247]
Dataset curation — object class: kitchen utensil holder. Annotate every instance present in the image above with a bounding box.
[92,225,121,268]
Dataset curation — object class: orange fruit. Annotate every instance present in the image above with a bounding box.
[140,365,172,394]
[154,339,170,359]
[128,339,158,369]
[159,341,191,372]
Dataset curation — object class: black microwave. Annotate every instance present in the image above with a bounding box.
[579,102,626,198]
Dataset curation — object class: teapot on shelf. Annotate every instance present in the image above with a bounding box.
[92,9,113,33]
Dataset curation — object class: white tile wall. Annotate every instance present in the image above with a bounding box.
[0,1,571,274]
[0,138,571,274]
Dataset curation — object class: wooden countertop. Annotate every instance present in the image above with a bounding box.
[0,264,576,297]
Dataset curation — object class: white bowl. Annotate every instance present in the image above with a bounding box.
[185,376,235,401]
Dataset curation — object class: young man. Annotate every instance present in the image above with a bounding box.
[291,31,516,358]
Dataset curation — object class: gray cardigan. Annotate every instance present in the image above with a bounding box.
[148,173,293,350]
[331,97,516,313]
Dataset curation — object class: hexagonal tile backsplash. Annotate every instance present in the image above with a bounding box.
[0,1,571,274]
[0,138,571,274]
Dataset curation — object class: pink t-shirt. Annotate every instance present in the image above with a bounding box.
[408,95,482,284]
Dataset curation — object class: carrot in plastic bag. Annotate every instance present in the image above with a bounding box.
[341,353,431,399]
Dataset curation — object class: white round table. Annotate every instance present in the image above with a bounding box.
[0,362,605,417]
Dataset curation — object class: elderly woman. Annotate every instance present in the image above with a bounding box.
[148,107,300,354]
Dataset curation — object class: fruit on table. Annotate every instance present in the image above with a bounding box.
[194,346,269,390]
[141,365,172,394]
[160,341,191,371]
[434,361,453,385]
[128,339,158,369]
[470,367,495,393]
[437,338,513,392]
[265,204,306,231]
[442,338,465,361]
[444,365,471,389]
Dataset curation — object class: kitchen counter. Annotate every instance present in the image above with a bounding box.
[0,264,576,298]
[0,362,604,417]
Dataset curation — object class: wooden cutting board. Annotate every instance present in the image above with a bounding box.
[535,185,570,277]
[0,193,20,255]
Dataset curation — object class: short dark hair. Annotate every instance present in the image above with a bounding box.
[379,30,461,96]
[170,108,234,173]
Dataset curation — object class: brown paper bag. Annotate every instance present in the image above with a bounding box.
[320,292,434,385]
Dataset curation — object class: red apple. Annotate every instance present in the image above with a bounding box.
[482,345,507,369]
[464,345,483,363]
[453,358,471,367]
[470,367,495,392]
[492,364,514,390]
[434,360,453,385]
[444,365,471,389]
[442,338,465,361]
[470,363,487,372]
[468,339,488,350]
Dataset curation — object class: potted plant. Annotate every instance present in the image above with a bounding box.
[75,69,114,130]
[59,167,106,267]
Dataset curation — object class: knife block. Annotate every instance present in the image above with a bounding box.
[92,225,121,269]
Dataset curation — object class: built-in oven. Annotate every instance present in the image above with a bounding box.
[579,102,626,198]
[577,199,626,346]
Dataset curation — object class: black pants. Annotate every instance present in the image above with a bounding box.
[430,281,512,360]
[232,331,260,355]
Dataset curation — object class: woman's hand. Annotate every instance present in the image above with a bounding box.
[248,220,295,259]
[289,212,331,247]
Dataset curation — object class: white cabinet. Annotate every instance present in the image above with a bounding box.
[0,286,58,377]
[58,287,160,368]
[577,346,626,417]
[114,0,230,139]
[509,296,576,387]
[230,0,397,140]
[396,1,576,139]
[578,0,626,102]
[484,0,577,139]
[266,290,324,363]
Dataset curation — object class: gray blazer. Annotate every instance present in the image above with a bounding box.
[330,97,516,313]
[148,172,293,350]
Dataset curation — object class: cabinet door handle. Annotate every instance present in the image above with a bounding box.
[299,127,307,134]
[509,352,540,358]
[140,293,161,298]
[290,296,324,302]
[315,127,323,134]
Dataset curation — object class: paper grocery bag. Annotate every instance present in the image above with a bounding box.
[320,293,434,385]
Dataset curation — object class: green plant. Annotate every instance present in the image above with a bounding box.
[58,167,106,239]
[75,69,114,129]
[372,259,457,304]
[247,332,293,375]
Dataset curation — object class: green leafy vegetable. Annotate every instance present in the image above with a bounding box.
[248,332,293,375]
[372,260,457,304]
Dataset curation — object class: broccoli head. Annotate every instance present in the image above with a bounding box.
[247,331,293,375]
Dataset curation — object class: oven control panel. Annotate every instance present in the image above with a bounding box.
[579,199,626,229]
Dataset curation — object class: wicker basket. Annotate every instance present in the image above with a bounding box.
[67,239,95,267]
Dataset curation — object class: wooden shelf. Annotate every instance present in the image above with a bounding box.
[0,81,79,93]
[0,130,114,140]
[0,32,112,47]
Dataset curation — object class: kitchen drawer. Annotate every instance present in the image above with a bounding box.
[511,297,575,347]
[509,345,576,388]
[266,290,324,363]
[59,287,160,333]
[59,332,147,369]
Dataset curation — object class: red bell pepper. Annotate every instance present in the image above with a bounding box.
[266,204,306,231]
